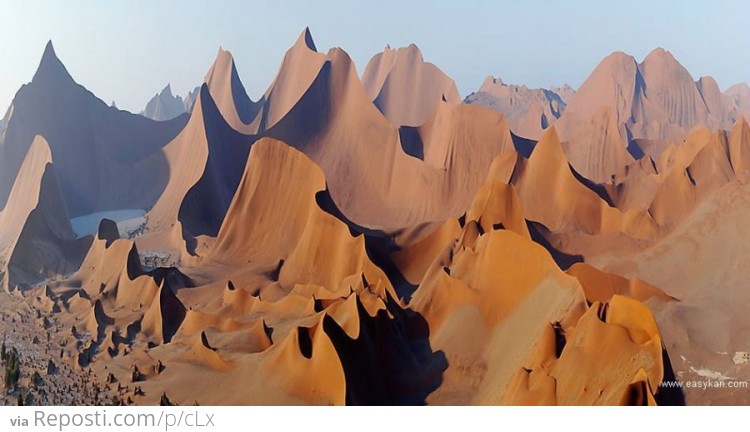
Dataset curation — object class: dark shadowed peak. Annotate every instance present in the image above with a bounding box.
[97,219,121,248]
[297,27,317,52]
[33,40,74,84]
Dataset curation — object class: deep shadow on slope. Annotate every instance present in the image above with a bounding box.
[323,295,446,405]
[511,132,537,158]
[526,221,583,270]
[398,126,425,160]
[0,42,185,216]
[655,348,687,405]
[314,188,419,301]
[178,85,253,240]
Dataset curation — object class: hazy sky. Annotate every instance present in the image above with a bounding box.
[1,0,748,113]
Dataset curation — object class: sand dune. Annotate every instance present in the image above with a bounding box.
[258,33,515,244]
[588,180,750,404]
[513,118,750,405]
[152,30,515,251]
[408,172,668,404]
[143,84,251,251]
[4,31,748,407]
[556,48,733,143]
[362,44,461,127]
[199,28,324,136]
[465,76,569,140]
[511,127,657,238]
[562,106,634,183]
[549,49,742,183]
[0,136,88,291]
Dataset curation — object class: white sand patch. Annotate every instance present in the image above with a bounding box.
[689,366,735,381]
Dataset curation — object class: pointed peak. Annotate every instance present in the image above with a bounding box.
[33,40,73,84]
[160,84,173,97]
[296,27,317,52]
[210,46,235,71]
[540,125,562,144]
[531,126,565,161]
[215,46,234,62]
[204,46,237,84]
[43,40,56,59]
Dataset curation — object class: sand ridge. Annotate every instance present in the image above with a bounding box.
[1,30,749,406]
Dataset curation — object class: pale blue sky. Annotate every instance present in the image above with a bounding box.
[1,0,748,113]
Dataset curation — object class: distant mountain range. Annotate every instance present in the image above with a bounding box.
[140,84,199,121]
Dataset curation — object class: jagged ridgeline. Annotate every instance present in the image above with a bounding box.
[0,29,747,406]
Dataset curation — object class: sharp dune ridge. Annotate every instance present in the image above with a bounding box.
[0,29,748,406]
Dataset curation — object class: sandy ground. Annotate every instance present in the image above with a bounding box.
[0,289,123,406]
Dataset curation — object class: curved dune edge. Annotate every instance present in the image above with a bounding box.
[0,136,88,291]
[362,44,461,127]
[32,139,442,405]
[402,161,671,405]
[19,135,675,406]
[10,32,742,406]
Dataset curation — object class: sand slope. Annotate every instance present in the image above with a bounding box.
[0,136,88,291]
[5,33,746,406]
[465,76,569,140]
[408,168,668,404]
[362,44,461,127]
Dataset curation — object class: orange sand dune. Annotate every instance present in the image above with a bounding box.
[362,44,461,127]
[43,139,443,405]
[257,34,515,243]
[144,31,515,254]
[519,119,750,404]
[7,33,745,407]
[511,127,658,238]
[549,49,742,183]
[465,76,569,140]
[409,188,667,404]
[175,30,515,249]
